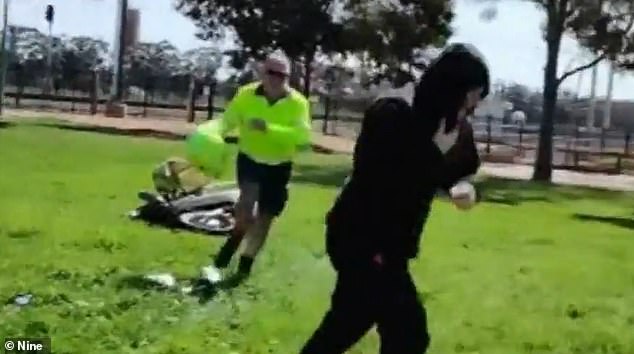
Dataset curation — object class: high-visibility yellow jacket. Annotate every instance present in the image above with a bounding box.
[220,82,312,165]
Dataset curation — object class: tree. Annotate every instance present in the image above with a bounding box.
[271,0,347,94]
[125,40,182,109]
[341,0,454,85]
[181,47,223,82]
[312,60,356,133]
[176,0,454,95]
[58,36,109,98]
[58,39,83,110]
[10,27,49,91]
[478,0,634,181]
[500,82,535,122]
[176,0,344,96]
[180,46,224,119]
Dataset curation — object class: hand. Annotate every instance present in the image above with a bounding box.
[248,118,267,132]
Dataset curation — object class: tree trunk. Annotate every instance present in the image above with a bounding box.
[532,9,563,182]
[187,75,197,123]
[71,84,76,112]
[289,57,302,91]
[322,95,331,135]
[89,70,98,115]
[15,67,24,108]
[302,52,315,97]
[207,80,216,120]
[16,84,23,108]
[142,87,148,117]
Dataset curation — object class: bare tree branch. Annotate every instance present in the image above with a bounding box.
[556,54,605,85]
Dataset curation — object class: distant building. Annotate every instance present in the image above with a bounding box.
[567,99,634,131]
[472,95,514,136]
[474,94,513,120]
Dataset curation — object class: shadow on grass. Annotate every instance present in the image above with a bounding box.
[291,162,350,187]
[572,213,634,230]
[291,161,631,204]
[7,228,41,239]
[19,120,341,155]
[9,119,632,203]
[118,272,248,304]
[0,121,15,129]
[475,177,630,206]
[30,121,187,140]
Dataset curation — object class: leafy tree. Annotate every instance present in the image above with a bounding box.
[180,46,224,119]
[312,61,355,133]
[341,0,453,84]
[58,36,109,95]
[219,58,259,101]
[10,27,49,93]
[176,0,344,95]
[124,40,182,103]
[180,47,223,82]
[175,0,452,94]
[8,28,111,101]
[478,0,634,181]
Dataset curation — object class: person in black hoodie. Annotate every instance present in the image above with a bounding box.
[300,43,490,354]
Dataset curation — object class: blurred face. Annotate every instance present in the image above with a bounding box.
[261,58,290,97]
[463,87,484,116]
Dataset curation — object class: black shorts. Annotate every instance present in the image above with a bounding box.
[236,152,292,217]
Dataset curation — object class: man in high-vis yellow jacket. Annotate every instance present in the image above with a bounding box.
[202,52,311,281]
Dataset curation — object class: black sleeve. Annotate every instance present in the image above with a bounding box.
[352,98,424,261]
[352,98,410,184]
[440,120,481,192]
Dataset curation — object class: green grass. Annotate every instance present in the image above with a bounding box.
[1,120,634,354]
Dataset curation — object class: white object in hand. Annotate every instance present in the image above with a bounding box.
[449,181,476,208]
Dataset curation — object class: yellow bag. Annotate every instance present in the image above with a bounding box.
[185,120,232,179]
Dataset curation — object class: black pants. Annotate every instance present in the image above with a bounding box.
[300,259,430,354]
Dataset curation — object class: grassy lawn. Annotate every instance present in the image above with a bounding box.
[1,120,634,354]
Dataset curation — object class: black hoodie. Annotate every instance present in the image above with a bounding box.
[325,44,489,268]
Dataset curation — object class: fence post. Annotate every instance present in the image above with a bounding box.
[486,115,492,154]
[186,75,196,123]
[322,96,330,135]
[89,69,98,115]
[518,122,524,155]
[207,79,216,120]
[573,125,580,167]
[625,131,631,156]
[142,88,148,117]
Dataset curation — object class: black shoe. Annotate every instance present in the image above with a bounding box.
[214,237,242,268]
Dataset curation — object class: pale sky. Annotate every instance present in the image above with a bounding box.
[7,0,634,100]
